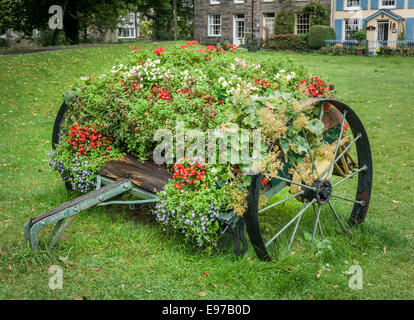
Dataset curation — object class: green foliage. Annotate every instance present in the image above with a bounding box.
[308,25,336,49]
[139,20,153,38]
[0,38,9,48]
[57,44,327,247]
[274,11,295,35]
[302,1,330,26]
[351,30,367,42]
[37,29,68,47]
[264,34,309,52]
[3,0,134,44]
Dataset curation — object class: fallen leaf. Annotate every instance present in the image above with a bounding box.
[121,284,125,289]
[212,284,217,288]
[136,284,141,290]
[316,269,322,279]
[203,272,209,277]
[383,246,387,254]
[198,292,207,297]
[392,200,401,204]
[224,285,228,289]
[331,285,338,288]
[362,252,367,256]
[8,263,12,271]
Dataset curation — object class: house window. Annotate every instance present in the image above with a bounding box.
[234,0,245,3]
[208,14,221,36]
[380,0,396,8]
[344,18,360,40]
[263,13,275,39]
[118,27,135,38]
[345,0,360,9]
[210,0,220,4]
[296,14,310,34]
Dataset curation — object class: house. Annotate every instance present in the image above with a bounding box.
[332,0,414,47]
[117,12,141,39]
[194,0,331,46]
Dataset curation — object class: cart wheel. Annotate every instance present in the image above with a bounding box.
[244,99,373,261]
[51,102,73,190]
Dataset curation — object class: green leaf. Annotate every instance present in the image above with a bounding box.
[226,105,241,120]
[307,119,324,135]
[279,139,290,153]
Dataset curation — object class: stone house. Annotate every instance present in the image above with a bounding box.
[194,0,331,45]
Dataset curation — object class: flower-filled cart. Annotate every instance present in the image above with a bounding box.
[24,43,372,261]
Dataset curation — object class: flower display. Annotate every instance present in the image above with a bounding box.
[54,42,333,248]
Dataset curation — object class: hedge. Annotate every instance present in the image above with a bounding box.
[264,34,309,52]
[308,25,336,50]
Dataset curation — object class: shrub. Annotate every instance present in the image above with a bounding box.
[274,11,295,34]
[264,34,309,51]
[37,29,68,47]
[351,30,367,42]
[308,25,336,50]
[0,38,8,48]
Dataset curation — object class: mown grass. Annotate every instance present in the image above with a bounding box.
[0,43,413,300]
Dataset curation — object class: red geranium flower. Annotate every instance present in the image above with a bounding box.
[154,47,165,55]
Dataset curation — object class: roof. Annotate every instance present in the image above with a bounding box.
[365,9,405,22]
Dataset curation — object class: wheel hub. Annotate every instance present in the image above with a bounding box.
[303,179,333,205]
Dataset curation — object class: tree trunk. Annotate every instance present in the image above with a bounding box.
[63,0,80,44]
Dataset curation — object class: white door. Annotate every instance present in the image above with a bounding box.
[233,15,245,46]
[377,21,389,46]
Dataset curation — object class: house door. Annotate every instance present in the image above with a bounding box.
[233,14,245,46]
[377,21,389,46]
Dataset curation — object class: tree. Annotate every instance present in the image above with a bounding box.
[136,0,193,40]
[1,0,133,44]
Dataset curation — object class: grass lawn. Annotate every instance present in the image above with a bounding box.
[0,42,413,300]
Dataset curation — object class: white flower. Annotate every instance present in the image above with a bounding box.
[275,74,280,79]
[280,69,285,73]
[211,168,217,173]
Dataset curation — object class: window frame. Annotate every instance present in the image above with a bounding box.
[379,0,396,9]
[295,13,310,35]
[344,18,361,40]
[344,0,361,10]
[208,14,222,37]
[210,0,220,5]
